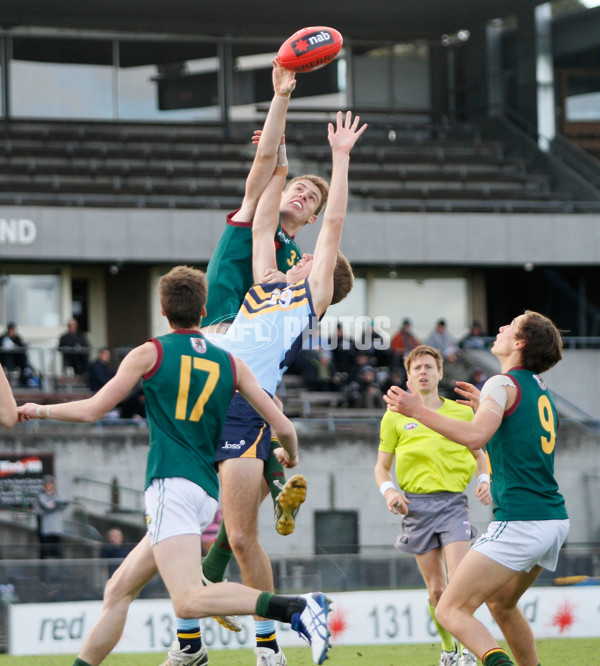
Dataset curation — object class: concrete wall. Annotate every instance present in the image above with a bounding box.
[2,206,600,267]
[1,417,598,557]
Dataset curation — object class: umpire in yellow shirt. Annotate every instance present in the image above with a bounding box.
[375,345,492,666]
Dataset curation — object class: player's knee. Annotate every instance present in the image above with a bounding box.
[227,526,256,559]
[171,596,197,619]
[434,599,453,631]
[428,583,446,607]
[486,597,515,621]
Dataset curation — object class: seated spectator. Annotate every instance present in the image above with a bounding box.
[460,319,488,350]
[100,527,132,575]
[331,323,356,377]
[390,318,420,370]
[88,347,114,392]
[58,318,90,376]
[345,364,384,409]
[469,366,488,391]
[100,527,131,559]
[0,322,40,387]
[303,347,340,392]
[426,318,460,363]
[118,381,146,419]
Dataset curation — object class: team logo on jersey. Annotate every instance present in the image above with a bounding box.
[190,337,207,354]
[404,422,418,430]
[532,374,547,390]
[276,229,291,245]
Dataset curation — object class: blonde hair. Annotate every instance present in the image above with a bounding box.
[404,345,444,373]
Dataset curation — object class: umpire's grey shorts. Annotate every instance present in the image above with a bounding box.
[394,491,476,555]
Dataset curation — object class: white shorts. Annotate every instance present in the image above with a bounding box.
[472,519,570,573]
[145,477,219,546]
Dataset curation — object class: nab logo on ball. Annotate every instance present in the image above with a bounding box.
[278,26,343,73]
[291,29,334,56]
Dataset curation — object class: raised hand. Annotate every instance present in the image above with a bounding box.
[454,380,481,411]
[328,111,368,155]
[272,58,296,95]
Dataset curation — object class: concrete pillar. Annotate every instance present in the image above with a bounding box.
[536,2,555,151]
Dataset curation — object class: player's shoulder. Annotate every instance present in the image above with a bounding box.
[381,406,411,426]
[440,397,473,419]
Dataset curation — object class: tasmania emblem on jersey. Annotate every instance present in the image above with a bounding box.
[190,337,207,354]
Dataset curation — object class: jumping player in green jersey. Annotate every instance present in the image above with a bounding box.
[203,59,328,331]
[384,311,568,666]
[375,345,491,666]
[17,266,332,666]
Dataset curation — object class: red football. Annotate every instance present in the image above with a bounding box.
[277,26,343,73]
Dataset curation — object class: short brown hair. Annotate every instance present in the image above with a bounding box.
[516,310,563,373]
[331,251,354,305]
[158,265,207,329]
[285,175,329,217]
[404,345,444,373]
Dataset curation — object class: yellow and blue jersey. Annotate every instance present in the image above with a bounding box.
[216,278,316,396]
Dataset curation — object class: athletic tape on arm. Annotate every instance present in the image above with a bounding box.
[479,374,516,411]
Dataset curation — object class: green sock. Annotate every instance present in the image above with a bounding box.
[483,648,514,665]
[201,520,232,583]
[264,439,286,505]
[428,603,456,653]
[73,659,92,666]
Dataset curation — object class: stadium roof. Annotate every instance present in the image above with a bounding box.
[1,0,547,42]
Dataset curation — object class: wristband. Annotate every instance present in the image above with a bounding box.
[274,90,291,98]
[277,143,288,168]
[478,473,490,484]
[379,481,395,497]
[37,406,48,420]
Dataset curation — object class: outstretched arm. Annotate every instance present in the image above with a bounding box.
[234,60,296,223]
[252,135,289,283]
[18,343,156,423]
[0,368,17,427]
[384,380,504,450]
[309,111,367,316]
[234,356,298,467]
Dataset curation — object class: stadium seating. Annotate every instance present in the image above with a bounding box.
[0,116,594,212]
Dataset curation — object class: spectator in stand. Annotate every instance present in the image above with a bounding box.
[427,319,460,363]
[58,318,91,377]
[88,347,114,392]
[390,318,420,371]
[0,322,39,387]
[460,320,488,351]
[118,381,146,420]
[100,527,132,576]
[331,323,356,378]
[37,475,70,559]
[303,347,339,392]
[469,366,488,391]
[345,363,384,409]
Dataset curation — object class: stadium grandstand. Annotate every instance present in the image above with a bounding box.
[1,0,600,657]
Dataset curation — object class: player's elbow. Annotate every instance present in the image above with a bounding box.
[0,408,18,428]
[463,431,488,450]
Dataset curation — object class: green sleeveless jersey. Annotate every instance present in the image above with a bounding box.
[204,210,302,327]
[487,369,568,521]
[143,330,235,500]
